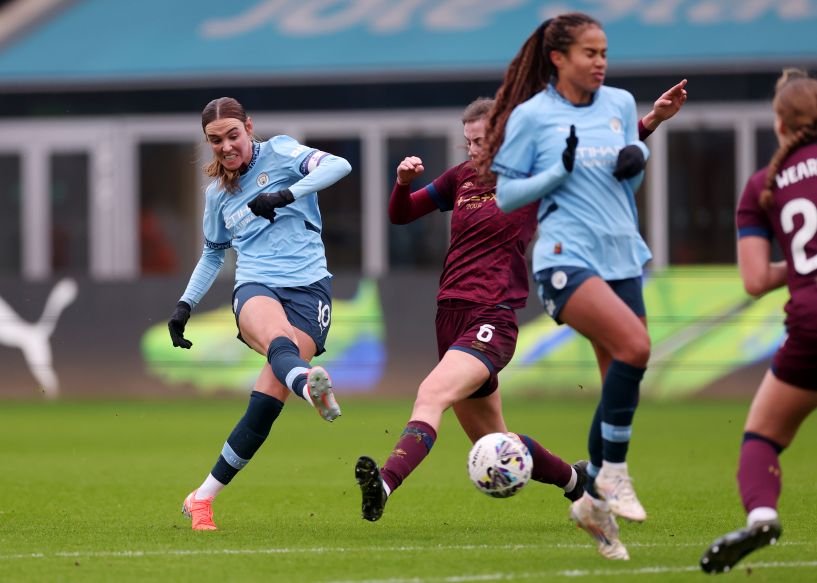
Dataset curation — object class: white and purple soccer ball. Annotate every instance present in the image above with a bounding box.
[467,432,532,498]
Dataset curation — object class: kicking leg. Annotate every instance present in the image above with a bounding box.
[356,350,487,521]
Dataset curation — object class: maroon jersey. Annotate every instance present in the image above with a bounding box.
[737,141,817,336]
[426,161,537,308]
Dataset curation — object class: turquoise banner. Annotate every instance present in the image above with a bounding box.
[1,0,815,84]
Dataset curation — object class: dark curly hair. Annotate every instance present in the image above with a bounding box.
[475,13,601,182]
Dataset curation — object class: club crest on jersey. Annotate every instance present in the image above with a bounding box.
[551,270,568,290]
[460,181,474,190]
[256,173,269,187]
[609,117,623,134]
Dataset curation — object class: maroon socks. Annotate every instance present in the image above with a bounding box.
[738,432,783,513]
[380,420,437,492]
[517,433,572,487]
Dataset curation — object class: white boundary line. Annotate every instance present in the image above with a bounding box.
[0,541,808,562]
[327,561,817,582]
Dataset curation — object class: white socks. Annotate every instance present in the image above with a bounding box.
[747,507,778,527]
[601,461,628,474]
[195,474,226,500]
[563,467,578,493]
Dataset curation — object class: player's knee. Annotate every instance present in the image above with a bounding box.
[617,332,650,368]
[239,309,293,351]
[266,336,299,361]
[415,381,456,411]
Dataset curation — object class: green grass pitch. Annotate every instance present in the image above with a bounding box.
[0,397,815,582]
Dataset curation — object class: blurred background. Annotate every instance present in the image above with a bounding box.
[0,0,813,400]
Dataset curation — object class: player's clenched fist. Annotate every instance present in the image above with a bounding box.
[396,156,425,185]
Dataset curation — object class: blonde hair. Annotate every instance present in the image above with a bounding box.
[461,97,494,124]
[760,70,817,208]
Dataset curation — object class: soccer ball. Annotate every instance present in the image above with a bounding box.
[467,432,532,498]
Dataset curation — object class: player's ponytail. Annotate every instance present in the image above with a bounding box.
[476,12,600,183]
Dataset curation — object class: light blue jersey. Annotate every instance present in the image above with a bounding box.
[492,84,651,280]
[180,135,351,308]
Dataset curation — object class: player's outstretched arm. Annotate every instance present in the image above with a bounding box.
[641,79,688,133]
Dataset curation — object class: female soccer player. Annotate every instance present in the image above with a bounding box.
[167,97,351,530]
[356,78,685,526]
[700,70,817,573]
[480,13,662,560]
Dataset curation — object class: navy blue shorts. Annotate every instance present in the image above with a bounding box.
[232,277,332,355]
[535,266,646,324]
[436,299,519,399]
[772,329,817,391]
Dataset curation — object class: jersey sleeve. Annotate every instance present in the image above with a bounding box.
[181,185,230,308]
[202,185,231,248]
[491,107,537,179]
[388,181,438,223]
[736,170,773,239]
[427,165,462,211]
[623,91,649,160]
[179,246,225,309]
[270,135,352,198]
[269,135,319,180]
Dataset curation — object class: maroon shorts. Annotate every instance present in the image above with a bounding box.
[435,300,519,398]
[772,330,817,391]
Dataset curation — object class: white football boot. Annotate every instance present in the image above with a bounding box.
[594,464,647,522]
[570,493,630,560]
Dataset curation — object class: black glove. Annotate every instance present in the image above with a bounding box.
[613,145,645,180]
[562,125,578,172]
[168,301,192,349]
[247,188,295,222]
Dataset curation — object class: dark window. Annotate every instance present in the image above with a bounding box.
[387,136,451,268]
[755,127,778,168]
[139,143,198,275]
[303,137,362,272]
[667,130,737,264]
[50,153,89,274]
[0,155,21,275]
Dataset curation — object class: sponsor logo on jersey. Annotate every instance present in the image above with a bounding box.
[457,193,495,208]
